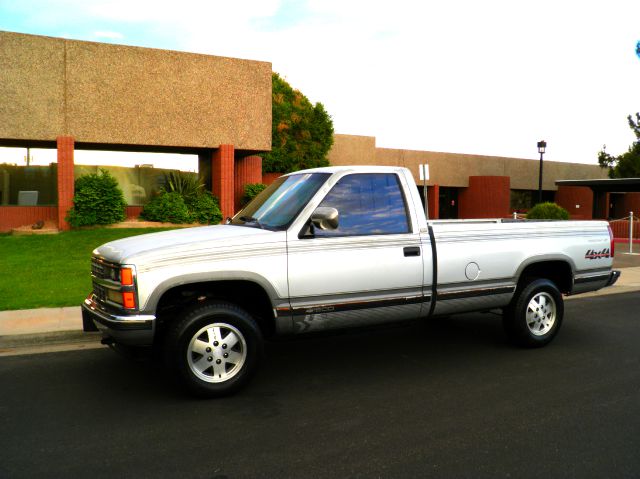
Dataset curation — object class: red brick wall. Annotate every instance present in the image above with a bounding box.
[618,192,640,218]
[556,186,593,220]
[262,172,282,185]
[609,219,640,239]
[56,136,75,231]
[234,155,262,211]
[427,184,439,219]
[0,206,57,232]
[212,144,235,220]
[458,176,510,219]
[125,206,143,219]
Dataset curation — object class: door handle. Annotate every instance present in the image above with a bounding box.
[403,246,421,257]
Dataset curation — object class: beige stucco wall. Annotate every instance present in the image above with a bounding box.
[0,32,66,142]
[0,31,271,152]
[329,134,608,190]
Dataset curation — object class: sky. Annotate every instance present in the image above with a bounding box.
[1,0,639,168]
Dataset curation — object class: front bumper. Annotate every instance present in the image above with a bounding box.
[82,296,155,346]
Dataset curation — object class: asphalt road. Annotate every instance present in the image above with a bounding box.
[1,292,639,479]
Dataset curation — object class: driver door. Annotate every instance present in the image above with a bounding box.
[286,172,425,333]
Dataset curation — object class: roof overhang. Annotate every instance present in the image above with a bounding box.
[555,178,640,193]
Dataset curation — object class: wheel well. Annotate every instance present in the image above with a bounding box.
[517,261,572,294]
[154,280,276,339]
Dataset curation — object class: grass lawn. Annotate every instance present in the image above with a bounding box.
[0,228,175,311]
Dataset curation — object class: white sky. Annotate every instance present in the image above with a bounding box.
[1,0,639,167]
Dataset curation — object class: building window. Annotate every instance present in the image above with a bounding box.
[510,189,556,212]
[0,148,57,206]
[510,190,533,212]
[74,151,198,206]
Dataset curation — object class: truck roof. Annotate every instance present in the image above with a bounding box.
[287,165,410,176]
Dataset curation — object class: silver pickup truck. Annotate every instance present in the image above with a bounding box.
[83,166,620,396]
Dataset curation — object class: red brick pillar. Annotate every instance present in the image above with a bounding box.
[555,186,593,220]
[56,136,75,231]
[458,176,510,219]
[262,172,282,185]
[234,155,262,211]
[620,192,640,218]
[427,184,439,219]
[212,144,235,221]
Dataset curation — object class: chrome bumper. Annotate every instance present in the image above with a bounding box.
[82,296,155,346]
[606,270,621,287]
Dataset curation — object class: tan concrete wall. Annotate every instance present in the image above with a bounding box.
[0,32,66,142]
[329,134,608,190]
[0,31,272,152]
[328,134,376,166]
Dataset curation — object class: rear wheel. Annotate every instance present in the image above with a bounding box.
[164,301,262,397]
[503,278,563,348]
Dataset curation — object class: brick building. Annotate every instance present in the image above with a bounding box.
[0,30,271,231]
[0,30,628,233]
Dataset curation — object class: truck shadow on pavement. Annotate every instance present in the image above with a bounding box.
[84,312,514,400]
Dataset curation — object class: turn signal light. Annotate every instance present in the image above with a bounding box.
[121,268,133,286]
[122,291,136,309]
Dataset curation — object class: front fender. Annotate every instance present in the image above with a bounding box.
[140,270,285,314]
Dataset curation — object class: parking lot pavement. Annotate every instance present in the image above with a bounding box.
[612,240,640,268]
[1,291,639,478]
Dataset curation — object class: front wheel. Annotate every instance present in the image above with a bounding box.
[164,302,263,397]
[503,278,564,348]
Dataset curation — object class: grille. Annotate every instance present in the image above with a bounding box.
[91,257,122,306]
[91,259,105,278]
[93,283,107,302]
[91,257,119,282]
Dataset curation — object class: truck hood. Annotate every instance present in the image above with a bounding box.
[93,225,285,266]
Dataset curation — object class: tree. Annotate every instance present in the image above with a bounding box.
[263,73,334,174]
[598,113,640,178]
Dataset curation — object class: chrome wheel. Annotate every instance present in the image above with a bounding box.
[187,323,247,383]
[525,292,556,336]
[504,278,564,348]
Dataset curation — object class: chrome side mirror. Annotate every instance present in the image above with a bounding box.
[311,207,339,231]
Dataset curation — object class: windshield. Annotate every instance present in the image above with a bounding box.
[231,173,330,230]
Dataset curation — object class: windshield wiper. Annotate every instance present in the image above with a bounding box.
[239,216,265,229]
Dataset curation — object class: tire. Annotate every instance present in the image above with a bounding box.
[164,301,263,397]
[503,278,564,348]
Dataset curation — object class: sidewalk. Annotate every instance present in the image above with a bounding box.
[0,307,102,356]
[1,265,639,356]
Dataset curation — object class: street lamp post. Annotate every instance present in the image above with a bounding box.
[537,140,547,204]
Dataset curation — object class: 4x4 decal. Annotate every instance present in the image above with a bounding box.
[585,248,610,260]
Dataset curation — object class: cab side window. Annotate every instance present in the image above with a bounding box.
[315,173,410,237]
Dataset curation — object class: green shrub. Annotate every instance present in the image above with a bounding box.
[241,183,267,206]
[140,192,192,224]
[186,192,222,224]
[140,190,222,225]
[162,171,203,200]
[526,202,570,220]
[66,169,127,227]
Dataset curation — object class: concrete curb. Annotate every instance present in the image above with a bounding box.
[0,306,82,336]
[0,331,103,357]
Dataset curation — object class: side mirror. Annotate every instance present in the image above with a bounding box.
[311,207,339,231]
